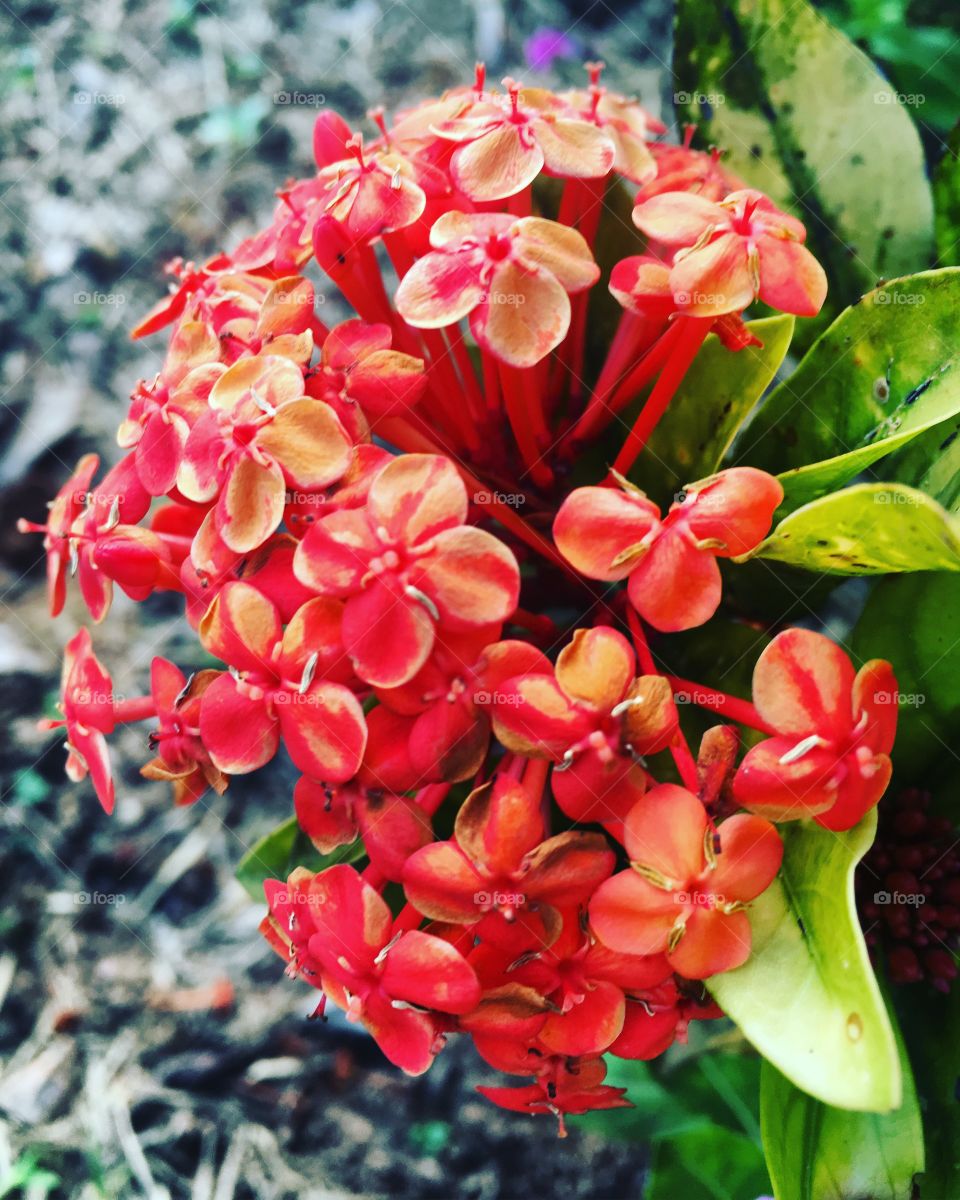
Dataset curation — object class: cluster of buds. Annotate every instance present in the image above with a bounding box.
[23,65,894,1133]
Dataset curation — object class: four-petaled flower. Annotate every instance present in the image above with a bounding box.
[395,212,600,367]
[293,454,520,687]
[432,77,615,202]
[491,626,678,822]
[178,354,353,553]
[631,188,828,318]
[553,469,783,631]
[198,581,367,780]
[261,864,481,1074]
[732,629,898,830]
[590,783,783,978]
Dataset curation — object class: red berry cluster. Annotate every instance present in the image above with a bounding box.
[858,788,959,992]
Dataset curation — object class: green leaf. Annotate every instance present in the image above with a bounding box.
[852,572,960,781]
[673,0,933,341]
[733,270,960,511]
[234,815,364,902]
[747,483,960,574]
[894,986,960,1196]
[760,1017,923,1200]
[637,314,794,506]
[707,811,901,1112]
[933,123,960,268]
[648,1126,771,1200]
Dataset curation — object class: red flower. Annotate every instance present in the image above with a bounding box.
[395,211,599,367]
[491,626,677,822]
[293,777,432,882]
[478,1055,630,1133]
[293,454,520,687]
[375,627,551,783]
[506,908,672,1057]
[316,132,427,241]
[403,774,614,926]
[553,469,783,632]
[118,319,221,496]
[18,454,99,616]
[611,978,724,1060]
[559,73,660,184]
[590,783,783,979]
[732,629,898,830]
[432,77,615,202]
[39,628,117,813]
[178,354,352,554]
[632,189,828,318]
[261,865,481,1074]
[306,319,427,437]
[198,582,367,780]
[141,658,227,806]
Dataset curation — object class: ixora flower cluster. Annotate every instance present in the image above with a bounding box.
[24,66,898,1133]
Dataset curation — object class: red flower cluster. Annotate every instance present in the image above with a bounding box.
[23,65,898,1132]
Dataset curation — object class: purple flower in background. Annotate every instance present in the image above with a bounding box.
[524,27,577,71]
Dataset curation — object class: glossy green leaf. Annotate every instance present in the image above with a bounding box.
[747,483,960,574]
[235,815,364,902]
[760,1016,923,1200]
[733,270,960,511]
[708,811,901,1112]
[894,986,960,1195]
[637,315,794,506]
[673,0,933,340]
[933,123,960,268]
[853,571,960,781]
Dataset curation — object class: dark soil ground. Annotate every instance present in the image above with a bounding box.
[0,0,671,1195]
